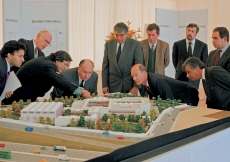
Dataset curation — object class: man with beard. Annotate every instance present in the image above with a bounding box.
[172,23,208,89]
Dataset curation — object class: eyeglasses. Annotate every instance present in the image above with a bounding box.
[41,36,51,46]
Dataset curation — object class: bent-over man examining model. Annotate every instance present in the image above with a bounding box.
[131,64,199,106]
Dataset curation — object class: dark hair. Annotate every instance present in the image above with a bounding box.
[0,40,26,58]
[146,23,160,34]
[114,22,128,33]
[182,57,205,71]
[49,50,72,62]
[213,27,229,42]
[187,23,199,33]
[79,59,94,68]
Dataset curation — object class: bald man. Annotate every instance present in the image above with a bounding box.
[131,64,199,106]
[52,59,98,98]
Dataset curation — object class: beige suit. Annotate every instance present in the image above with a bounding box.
[140,39,169,75]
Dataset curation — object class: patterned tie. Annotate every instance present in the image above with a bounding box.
[213,50,222,66]
[188,42,192,57]
[116,44,122,62]
[80,80,84,88]
[34,47,38,58]
[145,85,153,96]
[151,44,155,52]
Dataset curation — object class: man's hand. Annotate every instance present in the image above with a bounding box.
[82,90,92,98]
[102,87,109,94]
[129,87,138,96]
[5,91,13,98]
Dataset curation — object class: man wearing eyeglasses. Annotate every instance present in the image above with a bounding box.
[11,30,52,73]
[51,59,98,99]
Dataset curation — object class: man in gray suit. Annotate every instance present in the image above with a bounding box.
[140,23,169,75]
[102,22,143,95]
[52,59,98,98]
[206,27,230,72]
[172,23,208,89]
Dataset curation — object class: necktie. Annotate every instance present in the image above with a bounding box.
[145,85,153,96]
[116,44,121,62]
[34,47,38,58]
[151,44,155,52]
[188,42,192,57]
[80,80,84,88]
[6,71,10,81]
[213,50,222,66]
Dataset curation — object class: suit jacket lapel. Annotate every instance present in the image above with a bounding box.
[193,40,201,57]
[143,39,149,67]
[203,68,211,100]
[111,40,121,74]
[217,46,230,66]
[73,68,79,86]
[29,40,35,60]
[181,39,188,60]
[156,40,161,63]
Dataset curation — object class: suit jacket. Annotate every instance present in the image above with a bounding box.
[2,56,77,104]
[11,39,45,73]
[172,38,208,88]
[139,73,199,106]
[206,45,230,72]
[102,38,143,93]
[203,67,230,110]
[140,39,169,75]
[0,57,7,96]
[52,67,98,98]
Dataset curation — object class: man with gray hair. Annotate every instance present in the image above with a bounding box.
[102,22,143,95]
[183,57,230,110]
[52,59,98,98]
[12,30,52,73]
[172,23,208,89]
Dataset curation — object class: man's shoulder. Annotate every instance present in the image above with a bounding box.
[173,39,186,46]
[18,38,32,45]
[158,39,169,46]
[140,39,148,44]
[195,39,207,46]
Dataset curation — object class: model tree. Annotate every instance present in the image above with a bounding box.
[127,115,134,123]
[91,93,96,97]
[39,116,45,124]
[77,116,85,127]
[0,109,6,118]
[150,109,157,121]
[95,119,102,130]
[141,111,146,117]
[102,114,109,122]
[135,123,144,133]
[11,101,17,111]
[104,121,112,131]
[26,99,31,105]
[44,99,48,102]
[46,117,52,125]
[139,118,146,129]
[112,122,120,132]
[135,115,141,122]
[82,110,88,116]
[63,109,71,116]
[119,114,126,121]
[48,98,53,102]
[108,114,116,124]
[89,121,95,129]
[70,118,77,127]
[5,108,12,118]
[18,99,24,109]
[14,104,21,115]
[144,116,150,126]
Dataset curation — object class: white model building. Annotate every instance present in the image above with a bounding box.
[72,96,151,117]
[21,102,63,123]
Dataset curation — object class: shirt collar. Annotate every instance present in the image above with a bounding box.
[5,58,10,72]
[186,38,196,45]
[148,40,157,48]
[219,44,229,53]
[202,68,205,80]
[33,40,37,51]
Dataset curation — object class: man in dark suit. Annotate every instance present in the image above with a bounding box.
[131,64,199,106]
[52,59,98,98]
[102,22,143,95]
[172,23,208,89]
[2,51,92,104]
[11,30,52,73]
[0,40,25,98]
[183,57,230,110]
[206,27,230,72]
[140,23,169,75]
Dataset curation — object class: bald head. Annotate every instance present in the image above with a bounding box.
[34,30,52,50]
[131,64,148,85]
[78,59,94,81]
